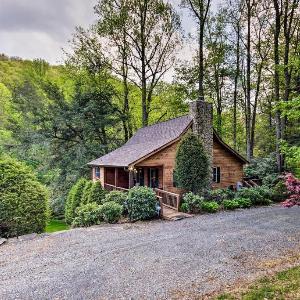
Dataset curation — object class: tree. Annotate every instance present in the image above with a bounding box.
[174,132,209,193]
[0,156,48,237]
[182,0,211,98]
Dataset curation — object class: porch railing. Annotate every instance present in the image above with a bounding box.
[154,188,181,211]
[104,183,129,193]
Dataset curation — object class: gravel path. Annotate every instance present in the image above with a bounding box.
[0,205,300,300]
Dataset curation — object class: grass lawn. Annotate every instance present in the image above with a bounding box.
[45,219,69,233]
[216,266,300,300]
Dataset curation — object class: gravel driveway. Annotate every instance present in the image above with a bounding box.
[1,205,300,300]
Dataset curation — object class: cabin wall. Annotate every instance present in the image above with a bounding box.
[212,140,244,189]
[136,141,183,194]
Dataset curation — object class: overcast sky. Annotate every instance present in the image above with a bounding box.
[0,0,208,65]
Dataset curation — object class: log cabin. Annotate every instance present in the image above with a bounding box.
[88,100,248,210]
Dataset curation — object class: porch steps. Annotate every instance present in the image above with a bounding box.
[162,206,193,221]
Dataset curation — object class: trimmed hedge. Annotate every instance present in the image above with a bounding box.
[81,181,93,204]
[0,157,48,237]
[89,181,106,205]
[99,201,122,223]
[65,178,87,224]
[127,187,158,221]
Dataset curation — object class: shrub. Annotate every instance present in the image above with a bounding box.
[201,201,219,213]
[206,188,235,203]
[103,191,127,206]
[65,178,87,224]
[72,202,102,227]
[174,132,209,193]
[0,157,48,237]
[81,181,93,204]
[244,153,277,178]
[99,201,122,223]
[236,198,252,208]
[236,187,272,206]
[223,199,240,210]
[89,181,106,205]
[281,173,300,207]
[180,192,203,213]
[127,186,158,221]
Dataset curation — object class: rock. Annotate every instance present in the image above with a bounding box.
[0,238,7,246]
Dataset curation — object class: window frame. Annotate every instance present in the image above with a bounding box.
[95,167,101,179]
[213,167,221,183]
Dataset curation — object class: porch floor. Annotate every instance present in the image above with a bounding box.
[161,206,193,221]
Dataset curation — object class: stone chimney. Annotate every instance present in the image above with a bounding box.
[189,98,213,166]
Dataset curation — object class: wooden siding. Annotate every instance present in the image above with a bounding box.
[136,141,183,194]
[212,139,244,188]
[136,136,244,191]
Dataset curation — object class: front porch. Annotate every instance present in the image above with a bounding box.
[97,166,184,218]
[102,166,164,190]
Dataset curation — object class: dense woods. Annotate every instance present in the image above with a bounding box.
[0,0,299,216]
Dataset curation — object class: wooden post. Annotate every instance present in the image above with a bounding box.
[115,168,118,187]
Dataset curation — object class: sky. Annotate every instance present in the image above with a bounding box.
[0,0,203,65]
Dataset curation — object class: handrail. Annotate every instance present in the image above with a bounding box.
[104,183,129,192]
[154,188,181,211]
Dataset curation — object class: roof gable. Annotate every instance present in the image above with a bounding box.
[88,115,248,167]
[88,115,192,167]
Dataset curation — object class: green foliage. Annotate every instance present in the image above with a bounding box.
[272,180,287,202]
[236,187,272,206]
[72,202,102,227]
[99,201,122,223]
[280,141,300,178]
[0,156,48,237]
[127,187,158,221]
[81,181,94,204]
[223,199,240,210]
[180,192,203,213]
[201,201,219,213]
[207,188,235,203]
[103,191,127,206]
[65,178,87,224]
[235,198,252,208]
[244,153,278,178]
[88,181,106,205]
[174,132,209,193]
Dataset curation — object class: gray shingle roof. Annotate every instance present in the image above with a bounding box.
[88,115,192,167]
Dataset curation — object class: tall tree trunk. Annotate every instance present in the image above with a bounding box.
[233,24,241,150]
[273,0,283,172]
[245,0,252,161]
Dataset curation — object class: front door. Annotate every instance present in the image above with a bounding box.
[149,168,159,188]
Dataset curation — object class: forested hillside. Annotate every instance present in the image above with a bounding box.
[0,0,299,216]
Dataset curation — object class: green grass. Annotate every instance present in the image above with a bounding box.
[45,219,69,233]
[216,266,300,300]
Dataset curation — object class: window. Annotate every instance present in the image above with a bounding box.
[213,167,221,183]
[95,167,100,178]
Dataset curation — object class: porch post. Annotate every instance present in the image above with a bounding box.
[128,170,134,189]
[115,168,118,187]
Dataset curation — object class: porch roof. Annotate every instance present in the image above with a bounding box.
[88,115,192,167]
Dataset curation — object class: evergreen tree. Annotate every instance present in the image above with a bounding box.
[174,132,209,193]
[88,181,106,205]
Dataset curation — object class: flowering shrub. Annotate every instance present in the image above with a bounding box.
[281,173,300,207]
